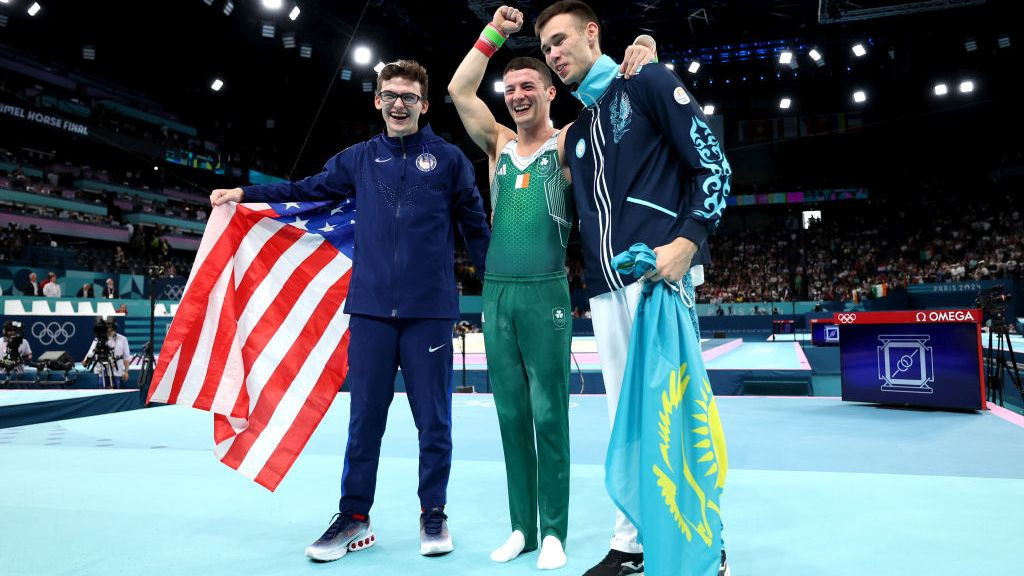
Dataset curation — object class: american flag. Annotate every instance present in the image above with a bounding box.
[148,199,356,491]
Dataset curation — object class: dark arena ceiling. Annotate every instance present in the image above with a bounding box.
[0,0,1018,185]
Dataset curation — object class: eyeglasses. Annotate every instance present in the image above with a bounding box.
[379,91,423,106]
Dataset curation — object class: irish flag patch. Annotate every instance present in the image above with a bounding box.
[515,173,531,189]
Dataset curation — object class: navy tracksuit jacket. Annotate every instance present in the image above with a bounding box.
[244,125,489,513]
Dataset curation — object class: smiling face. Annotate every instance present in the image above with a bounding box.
[374,77,428,138]
[503,67,555,130]
[538,12,600,86]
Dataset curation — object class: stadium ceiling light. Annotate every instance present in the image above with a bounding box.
[933,83,948,96]
[779,97,792,109]
[261,22,275,38]
[289,6,300,21]
[702,104,715,115]
[851,43,866,57]
[223,1,234,16]
[959,80,974,93]
[211,78,224,92]
[361,81,373,93]
[28,2,42,16]
[373,61,385,74]
[493,81,504,93]
[261,0,283,9]
[687,60,700,74]
[964,38,977,52]
[353,46,372,65]
[778,50,793,65]
[82,45,96,61]
[852,89,867,103]
[808,47,826,67]
[665,63,674,70]
[997,34,1010,49]
[282,34,295,49]
[0,0,11,4]
[299,43,312,58]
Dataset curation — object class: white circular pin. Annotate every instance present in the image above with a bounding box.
[415,152,437,172]
[673,86,691,105]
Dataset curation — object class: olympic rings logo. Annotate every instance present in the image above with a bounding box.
[836,313,858,324]
[31,321,77,345]
[163,284,185,300]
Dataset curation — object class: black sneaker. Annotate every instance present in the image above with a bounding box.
[719,548,731,576]
[304,511,375,562]
[582,549,644,576]
[419,506,453,556]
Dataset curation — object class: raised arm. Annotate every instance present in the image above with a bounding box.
[447,6,521,157]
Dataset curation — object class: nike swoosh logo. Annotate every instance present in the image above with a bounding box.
[428,344,447,353]
[374,157,392,163]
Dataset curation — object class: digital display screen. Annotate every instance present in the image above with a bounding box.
[840,322,983,410]
[811,319,840,346]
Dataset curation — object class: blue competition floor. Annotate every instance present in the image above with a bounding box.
[704,341,810,371]
[2,394,1024,576]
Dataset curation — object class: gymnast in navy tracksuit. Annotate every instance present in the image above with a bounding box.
[223,62,489,552]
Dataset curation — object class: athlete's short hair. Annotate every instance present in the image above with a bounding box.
[503,57,554,88]
[535,0,601,43]
[376,59,429,101]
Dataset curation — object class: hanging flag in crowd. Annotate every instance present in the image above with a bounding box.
[606,244,729,576]
[148,199,355,491]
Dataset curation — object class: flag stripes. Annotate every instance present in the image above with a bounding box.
[148,202,352,491]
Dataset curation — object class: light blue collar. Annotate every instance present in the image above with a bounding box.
[572,54,619,107]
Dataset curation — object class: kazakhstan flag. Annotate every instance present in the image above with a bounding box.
[606,244,728,576]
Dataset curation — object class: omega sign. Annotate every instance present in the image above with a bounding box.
[915,310,976,322]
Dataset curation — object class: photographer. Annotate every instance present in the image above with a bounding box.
[83,318,130,389]
[0,320,33,371]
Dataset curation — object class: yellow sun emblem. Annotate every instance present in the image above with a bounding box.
[652,363,728,545]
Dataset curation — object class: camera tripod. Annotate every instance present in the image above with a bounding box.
[91,357,120,389]
[131,341,155,395]
[133,265,163,400]
[985,319,1023,409]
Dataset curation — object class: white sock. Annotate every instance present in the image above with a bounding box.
[490,530,526,563]
[537,535,567,570]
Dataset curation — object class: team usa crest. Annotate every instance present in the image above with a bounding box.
[415,152,437,172]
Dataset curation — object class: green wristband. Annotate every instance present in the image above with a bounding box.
[482,24,507,49]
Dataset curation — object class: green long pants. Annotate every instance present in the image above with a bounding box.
[482,271,571,550]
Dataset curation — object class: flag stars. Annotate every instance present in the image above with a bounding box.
[284,202,301,210]
[330,205,345,215]
[319,221,336,233]
[292,216,309,230]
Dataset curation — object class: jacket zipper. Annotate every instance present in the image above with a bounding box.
[392,138,406,317]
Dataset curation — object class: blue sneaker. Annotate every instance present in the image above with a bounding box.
[419,506,453,556]
[305,511,375,562]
